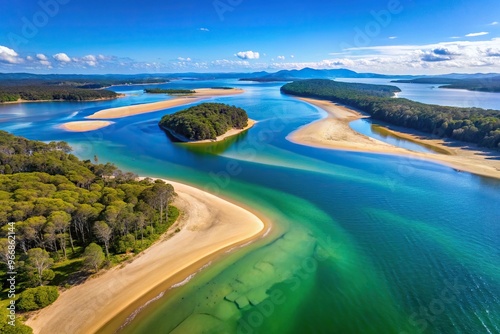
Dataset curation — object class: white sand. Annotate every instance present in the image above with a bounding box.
[59,121,114,132]
[289,97,500,180]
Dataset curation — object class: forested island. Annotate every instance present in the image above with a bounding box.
[392,77,500,93]
[281,79,500,149]
[0,131,178,332]
[144,88,195,94]
[159,103,249,141]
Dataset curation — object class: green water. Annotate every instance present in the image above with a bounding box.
[0,80,498,333]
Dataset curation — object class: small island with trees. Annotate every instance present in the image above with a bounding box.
[158,103,254,142]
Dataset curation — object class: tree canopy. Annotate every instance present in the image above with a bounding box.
[0,129,179,290]
[159,103,249,141]
[281,79,500,149]
[0,85,119,103]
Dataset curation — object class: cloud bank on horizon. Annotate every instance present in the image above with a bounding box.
[0,0,499,75]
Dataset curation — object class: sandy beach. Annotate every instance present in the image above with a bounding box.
[86,88,244,119]
[59,120,114,132]
[26,178,266,334]
[164,119,256,144]
[289,97,500,180]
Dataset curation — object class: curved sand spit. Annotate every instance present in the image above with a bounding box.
[26,178,266,334]
[289,97,500,180]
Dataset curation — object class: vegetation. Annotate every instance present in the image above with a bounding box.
[210,87,235,90]
[281,79,500,149]
[0,306,32,333]
[0,130,180,329]
[392,77,500,93]
[144,88,195,94]
[17,286,59,311]
[159,103,249,141]
[82,243,105,272]
[0,85,118,103]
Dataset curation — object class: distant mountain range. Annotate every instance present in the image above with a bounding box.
[1,69,499,84]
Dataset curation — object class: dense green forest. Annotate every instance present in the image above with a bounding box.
[392,77,500,93]
[0,85,119,103]
[281,79,500,149]
[159,103,249,141]
[0,131,179,331]
[144,88,195,94]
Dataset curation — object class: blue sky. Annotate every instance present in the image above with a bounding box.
[0,0,499,74]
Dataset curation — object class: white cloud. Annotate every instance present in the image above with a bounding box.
[53,53,71,62]
[82,55,96,61]
[199,28,209,32]
[81,55,97,66]
[389,36,397,40]
[489,21,498,26]
[290,55,295,58]
[36,53,48,61]
[277,55,285,60]
[0,45,23,64]
[327,38,500,74]
[177,57,192,61]
[465,32,489,37]
[235,51,260,59]
[450,36,462,39]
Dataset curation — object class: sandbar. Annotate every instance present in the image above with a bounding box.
[59,120,114,132]
[289,97,500,180]
[26,178,267,334]
[86,88,244,119]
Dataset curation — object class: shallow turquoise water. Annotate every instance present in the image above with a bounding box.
[0,80,499,333]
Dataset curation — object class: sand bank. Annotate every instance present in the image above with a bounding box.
[59,120,114,132]
[289,97,500,180]
[164,119,256,144]
[26,178,266,334]
[86,88,244,119]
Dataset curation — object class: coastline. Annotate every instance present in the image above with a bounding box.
[26,178,268,334]
[0,95,125,105]
[59,120,114,132]
[289,97,500,180]
[86,88,244,119]
[162,119,256,144]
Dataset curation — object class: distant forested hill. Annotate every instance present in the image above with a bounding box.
[0,85,119,102]
[281,79,500,149]
[392,76,500,93]
[159,103,248,141]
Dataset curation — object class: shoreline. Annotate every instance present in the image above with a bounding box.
[26,177,268,334]
[289,97,500,180]
[86,88,244,119]
[0,95,125,105]
[162,119,256,144]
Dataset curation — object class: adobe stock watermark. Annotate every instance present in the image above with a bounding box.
[237,235,342,334]
[6,222,17,327]
[7,0,71,48]
[203,112,290,196]
[340,0,403,50]
[400,278,467,334]
[213,0,243,21]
